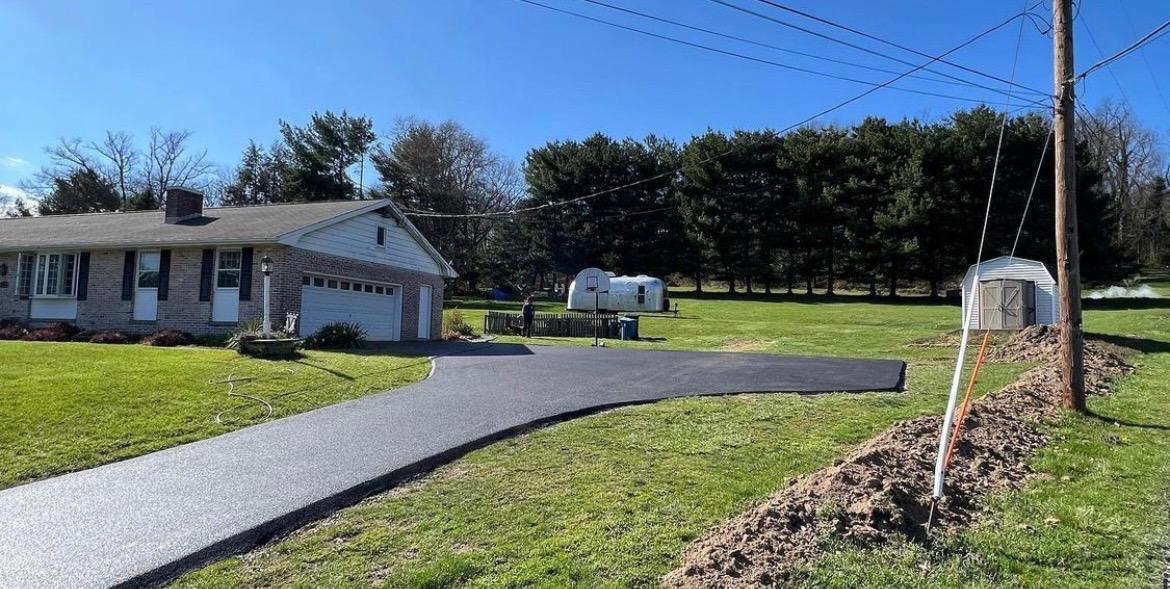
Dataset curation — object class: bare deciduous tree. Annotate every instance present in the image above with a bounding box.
[89,131,139,209]
[143,128,216,198]
[1078,100,1165,245]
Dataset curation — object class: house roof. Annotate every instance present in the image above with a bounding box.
[0,199,458,278]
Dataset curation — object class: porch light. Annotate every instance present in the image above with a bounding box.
[261,255,273,337]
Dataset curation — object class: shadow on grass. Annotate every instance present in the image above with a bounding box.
[668,290,961,306]
[293,359,355,380]
[1083,298,1170,311]
[1086,332,1170,355]
[1084,409,1170,431]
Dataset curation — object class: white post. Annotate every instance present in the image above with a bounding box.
[262,274,272,338]
[932,270,981,499]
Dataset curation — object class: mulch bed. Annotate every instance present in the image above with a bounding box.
[662,325,1134,588]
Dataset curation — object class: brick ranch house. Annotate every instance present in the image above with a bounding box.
[0,188,457,341]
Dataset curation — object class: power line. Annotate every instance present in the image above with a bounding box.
[512,0,1045,109]
[749,0,1053,98]
[576,0,984,91]
[1080,16,1132,103]
[1117,0,1170,117]
[705,0,1051,100]
[405,1,1046,220]
[1076,19,1170,81]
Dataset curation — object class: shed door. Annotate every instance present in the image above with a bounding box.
[980,279,1031,330]
[979,282,1003,330]
[999,280,1025,329]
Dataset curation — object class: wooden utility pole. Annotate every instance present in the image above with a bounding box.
[1053,0,1086,411]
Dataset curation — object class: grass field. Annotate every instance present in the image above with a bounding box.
[0,343,429,489]
[175,291,1170,588]
[182,291,1105,588]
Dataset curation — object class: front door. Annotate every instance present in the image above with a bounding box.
[212,249,241,323]
[417,284,432,340]
[133,251,160,321]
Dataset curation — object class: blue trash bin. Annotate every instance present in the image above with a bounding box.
[619,316,639,340]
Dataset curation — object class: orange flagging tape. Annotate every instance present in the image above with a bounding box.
[944,331,992,470]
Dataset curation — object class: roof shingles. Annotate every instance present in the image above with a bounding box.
[0,200,379,251]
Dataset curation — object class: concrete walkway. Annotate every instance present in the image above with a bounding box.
[0,343,904,588]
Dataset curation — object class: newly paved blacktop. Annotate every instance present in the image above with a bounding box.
[0,342,904,588]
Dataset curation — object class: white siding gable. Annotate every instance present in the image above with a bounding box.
[294,212,443,276]
[960,256,1058,329]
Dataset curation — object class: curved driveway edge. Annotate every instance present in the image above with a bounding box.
[0,342,904,588]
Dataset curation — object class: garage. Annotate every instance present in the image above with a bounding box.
[299,274,402,341]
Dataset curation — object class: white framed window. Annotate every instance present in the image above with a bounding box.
[216,249,242,289]
[138,251,161,288]
[18,252,79,299]
[376,226,386,247]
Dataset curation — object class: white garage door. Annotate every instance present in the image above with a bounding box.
[300,275,401,341]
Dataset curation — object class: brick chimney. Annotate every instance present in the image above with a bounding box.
[164,187,204,224]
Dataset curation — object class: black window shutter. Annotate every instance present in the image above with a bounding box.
[199,249,215,302]
[76,252,91,301]
[158,250,171,301]
[121,251,136,301]
[238,247,254,301]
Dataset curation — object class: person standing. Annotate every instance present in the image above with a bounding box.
[521,296,536,338]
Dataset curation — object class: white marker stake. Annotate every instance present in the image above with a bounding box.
[932,268,981,499]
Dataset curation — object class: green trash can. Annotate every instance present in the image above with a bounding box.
[619,316,639,340]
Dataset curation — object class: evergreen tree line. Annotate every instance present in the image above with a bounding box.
[487,107,1135,296]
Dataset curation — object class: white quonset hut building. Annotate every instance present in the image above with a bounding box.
[567,269,670,313]
[960,256,1059,330]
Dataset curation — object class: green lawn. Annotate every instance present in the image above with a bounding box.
[448,292,967,358]
[0,342,429,489]
[175,292,1170,588]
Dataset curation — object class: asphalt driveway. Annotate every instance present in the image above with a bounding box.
[0,342,904,588]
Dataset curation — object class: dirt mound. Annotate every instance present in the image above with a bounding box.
[986,324,1132,367]
[663,328,1134,589]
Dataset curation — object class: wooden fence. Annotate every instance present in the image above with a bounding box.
[484,311,622,338]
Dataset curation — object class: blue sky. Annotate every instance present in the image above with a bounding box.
[2,0,1167,201]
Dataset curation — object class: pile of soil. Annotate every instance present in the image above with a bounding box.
[662,327,1134,589]
[986,324,1131,366]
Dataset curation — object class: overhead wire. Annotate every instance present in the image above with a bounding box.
[1080,12,1134,104]
[512,0,1046,109]
[575,0,987,90]
[706,0,1051,100]
[1116,0,1170,118]
[1075,19,1170,81]
[406,1,1051,220]
[748,0,1053,98]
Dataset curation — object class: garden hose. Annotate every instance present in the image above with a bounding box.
[210,374,274,425]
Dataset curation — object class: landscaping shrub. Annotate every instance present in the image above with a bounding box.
[22,322,80,342]
[303,322,366,349]
[88,330,138,344]
[442,308,477,340]
[0,323,28,340]
[141,329,195,347]
[226,319,295,350]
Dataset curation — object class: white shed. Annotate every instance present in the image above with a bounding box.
[960,256,1059,330]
